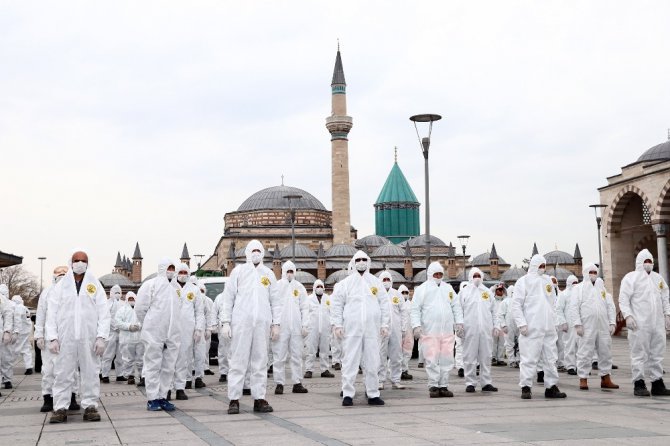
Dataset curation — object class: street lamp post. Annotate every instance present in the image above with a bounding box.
[589,204,607,279]
[38,257,46,294]
[457,235,470,280]
[284,194,303,262]
[410,113,442,271]
[194,254,204,271]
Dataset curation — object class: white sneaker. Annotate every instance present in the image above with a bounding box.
[392,383,406,389]
[378,383,385,390]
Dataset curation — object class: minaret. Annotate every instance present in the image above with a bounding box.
[132,242,143,283]
[326,45,353,245]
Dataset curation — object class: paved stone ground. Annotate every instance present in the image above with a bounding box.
[1,337,669,445]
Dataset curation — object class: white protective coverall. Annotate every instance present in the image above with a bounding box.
[135,259,182,401]
[45,261,110,411]
[330,282,343,368]
[378,271,405,385]
[173,264,205,390]
[214,291,230,378]
[618,249,670,383]
[498,285,519,366]
[272,261,309,386]
[305,280,332,373]
[0,285,14,386]
[511,254,559,389]
[194,280,216,378]
[115,292,144,379]
[35,283,56,396]
[101,285,123,379]
[11,296,33,369]
[491,285,507,363]
[0,286,17,385]
[410,262,463,389]
[221,240,281,401]
[554,275,579,370]
[331,251,390,399]
[568,265,616,379]
[459,268,496,388]
[399,285,413,373]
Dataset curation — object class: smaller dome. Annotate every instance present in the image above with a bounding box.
[142,272,157,284]
[325,243,358,259]
[355,235,391,250]
[501,266,526,282]
[637,140,670,163]
[472,252,507,266]
[371,244,406,258]
[279,244,317,259]
[413,270,427,283]
[546,266,574,281]
[401,234,447,248]
[99,273,135,288]
[544,250,574,265]
[375,269,406,283]
[325,269,350,285]
[295,270,318,285]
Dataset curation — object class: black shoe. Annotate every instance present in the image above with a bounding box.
[69,393,80,411]
[358,367,363,375]
[592,361,599,370]
[634,379,651,397]
[185,381,192,389]
[253,399,273,413]
[127,376,136,385]
[321,370,335,378]
[116,376,128,382]
[429,387,440,398]
[458,368,464,378]
[40,395,53,413]
[304,371,313,379]
[267,365,273,375]
[101,377,110,384]
[194,378,206,388]
[49,408,67,424]
[176,390,188,400]
[292,383,308,393]
[275,384,284,395]
[342,396,353,406]
[557,365,567,373]
[219,374,227,383]
[651,378,670,396]
[544,385,567,399]
[491,358,498,366]
[204,369,215,376]
[612,364,619,370]
[333,363,341,371]
[367,397,384,406]
[537,371,544,383]
[166,390,172,401]
[482,384,498,392]
[137,378,145,387]
[401,371,413,380]
[83,406,101,422]
[466,385,475,393]
[567,368,577,376]
[439,387,453,397]
[496,360,507,367]
[242,388,251,396]
[521,386,532,399]
[3,382,12,389]
[228,400,239,414]
[418,363,424,369]
[25,368,33,375]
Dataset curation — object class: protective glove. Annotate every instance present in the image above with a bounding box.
[193,330,203,343]
[502,326,509,335]
[48,339,60,354]
[492,328,501,337]
[625,316,637,331]
[221,323,232,340]
[559,323,568,332]
[665,315,670,331]
[575,325,584,337]
[36,338,45,350]
[94,337,106,356]
[380,327,389,338]
[519,325,529,336]
[609,324,616,335]
[413,326,423,340]
[454,323,464,338]
[129,324,140,332]
[271,324,280,341]
[205,329,212,341]
[2,331,10,345]
[301,326,309,338]
[333,327,344,339]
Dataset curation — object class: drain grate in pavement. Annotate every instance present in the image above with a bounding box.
[101,391,141,397]
[7,396,43,402]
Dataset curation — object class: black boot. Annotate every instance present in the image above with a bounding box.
[634,379,651,397]
[185,380,192,389]
[521,386,532,399]
[40,395,53,413]
[219,374,227,383]
[69,393,80,411]
[537,371,544,383]
[401,370,413,380]
[651,378,670,396]
[194,377,206,388]
[176,389,188,400]
[544,385,567,399]
[137,377,145,387]
[25,368,33,375]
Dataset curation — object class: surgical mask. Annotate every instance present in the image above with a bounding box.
[355,261,367,272]
[472,278,482,287]
[251,252,262,264]
[537,268,545,275]
[383,281,392,290]
[589,273,597,283]
[129,301,135,307]
[286,273,295,282]
[72,261,87,275]
[433,278,441,285]
[643,263,653,273]
[113,293,121,300]
[315,288,323,296]
[166,271,175,280]
[177,274,188,283]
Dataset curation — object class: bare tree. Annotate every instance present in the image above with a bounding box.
[0,265,40,308]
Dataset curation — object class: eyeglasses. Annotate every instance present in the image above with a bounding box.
[401,291,409,295]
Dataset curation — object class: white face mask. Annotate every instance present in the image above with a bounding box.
[315,288,323,296]
[355,261,367,272]
[589,273,597,283]
[72,261,87,275]
[166,271,175,280]
[177,274,188,283]
[286,273,295,282]
[129,301,135,307]
[643,263,653,273]
[433,278,442,285]
[472,278,482,287]
[383,281,392,290]
[537,267,546,275]
[112,292,121,300]
[251,252,263,264]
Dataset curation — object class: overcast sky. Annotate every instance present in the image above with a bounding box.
[2,1,670,287]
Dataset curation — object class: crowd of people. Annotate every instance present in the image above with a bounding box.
[0,243,668,423]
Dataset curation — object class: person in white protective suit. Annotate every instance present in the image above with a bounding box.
[377,271,406,390]
[491,283,507,366]
[304,280,335,379]
[101,285,124,383]
[135,258,181,412]
[460,268,499,393]
[0,285,18,389]
[498,284,519,368]
[0,284,15,396]
[11,295,33,375]
[172,264,205,400]
[221,240,282,414]
[116,292,144,386]
[330,281,343,371]
[331,250,390,406]
[46,251,110,423]
[554,275,579,374]
[399,284,414,381]
[411,262,463,398]
[35,266,78,412]
[619,249,670,396]
[512,254,566,400]
[194,280,216,378]
[454,281,468,377]
[567,264,619,391]
[213,289,230,383]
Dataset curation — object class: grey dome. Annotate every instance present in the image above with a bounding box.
[544,250,574,265]
[295,270,318,285]
[637,140,670,163]
[472,252,507,266]
[501,266,526,282]
[237,185,327,212]
[142,272,157,284]
[355,235,391,249]
[99,273,135,288]
[371,244,406,258]
[375,269,406,283]
[279,244,317,259]
[401,234,447,248]
[325,269,350,285]
[546,266,574,281]
[325,243,358,259]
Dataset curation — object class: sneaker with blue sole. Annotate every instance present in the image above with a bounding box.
[159,398,176,411]
[147,400,162,411]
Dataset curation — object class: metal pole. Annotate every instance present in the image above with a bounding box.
[291,208,296,262]
[38,257,46,294]
[596,217,604,279]
[462,247,467,281]
[423,143,430,270]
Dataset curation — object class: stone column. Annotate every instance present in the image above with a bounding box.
[653,223,669,283]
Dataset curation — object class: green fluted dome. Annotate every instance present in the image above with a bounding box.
[375,162,419,205]
[374,161,420,244]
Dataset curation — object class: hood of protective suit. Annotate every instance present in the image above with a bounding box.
[468,267,484,282]
[281,261,296,279]
[12,295,23,305]
[189,276,198,284]
[635,249,654,272]
[398,284,409,293]
[157,258,176,278]
[350,250,371,273]
[582,262,599,278]
[527,254,546,276]
[126,291,136,300]
[427,261,444,279]
[459,281,468,291]
[313,279,324,293]
[565,275,578,290]
[379,270,393,287]
[177,263,190,275]
[245,240,265,264]
[110,284,122,300]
